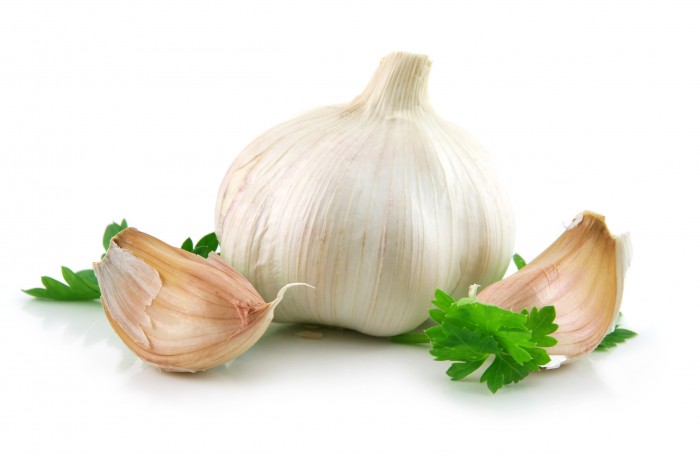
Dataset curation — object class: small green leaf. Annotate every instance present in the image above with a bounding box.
[22,287,51,299]
[193,232,219,258]
[23,268,101,301]
[432,289,454,311]
[446,302,527,336]
[595,327,637,351]
[428,308,445,324]
[446,360,486,381]
[102,219,128,252]
[424,325,445,341]
[429,323,500,361]
[480,354,531,394]
[61,267,100,297]
[41,275,79,299]
[525,347,551,366]
[181,237,194,252]
[493,329,536,365]
[75,269,98,287]
[24,219,223,302]
[24,218,127,301]
[524,306,559,348]
[513,253,527,270]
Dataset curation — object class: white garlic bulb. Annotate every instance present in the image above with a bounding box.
[216,52,514,336]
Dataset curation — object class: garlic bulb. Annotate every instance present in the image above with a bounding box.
[94,228,298,372]
[477,211,632,363]
[216,52,514,336]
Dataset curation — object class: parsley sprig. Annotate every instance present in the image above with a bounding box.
[392,289,558,393]
[23,220,219,301]
[22,267,102,301]
[393,253,637,393]
[22,219,128,301]
[431,290,558,393]
[102,219,129,254]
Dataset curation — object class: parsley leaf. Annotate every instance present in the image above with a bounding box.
[595,326,637,351]
[513,253,527,270]
[102,219,128,252]
[444,300,536,364]
[24,220,219,301]
[390,332,430,345]
[392,289,559,393]
[23,220,128,301]
[426,322,500,363]
[22,267,101,301]
[481,354,532,393]
[181,237,194,252]
[524,306,558,347]
[184,232,219,258]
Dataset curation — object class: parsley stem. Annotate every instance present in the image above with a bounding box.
[390,331,430,345]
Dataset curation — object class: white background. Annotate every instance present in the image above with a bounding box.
[1,1,698,455]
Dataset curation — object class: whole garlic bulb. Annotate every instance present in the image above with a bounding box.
[216,52,514,336]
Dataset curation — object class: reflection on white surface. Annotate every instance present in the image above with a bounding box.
[20,296,614,407]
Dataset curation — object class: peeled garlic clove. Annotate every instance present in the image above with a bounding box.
[216,52,514,336]
[476,211,631,363]
[94,227,295,372]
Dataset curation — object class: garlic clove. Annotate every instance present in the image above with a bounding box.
[476,211,631,363]
[94,227,299,372]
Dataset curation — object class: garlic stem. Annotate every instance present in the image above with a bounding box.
[349,52,432,113]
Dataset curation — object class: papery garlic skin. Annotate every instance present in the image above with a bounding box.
[94,228,291,372]
[477,211,631,363]
[216,52,514,336]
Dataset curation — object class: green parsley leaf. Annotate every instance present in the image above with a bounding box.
[102,219,128,252]
[513,253,527,270]
[181,232,219,258]
[193,232,219,258]
[446,360,486,381]
[22,267,101,301]
[595,326,637,351]
[390,332,430,345]
[523,306,559,347]
[24,220,220,301]
[181,237,194,252]
[481,354,532,393]
[428,308,446,324]
[422,289,558,393]
[427,322,500,362]
[432,289,455,311]
[23,220,128,301]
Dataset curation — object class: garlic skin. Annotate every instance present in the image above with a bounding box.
[477,211,632,363]
[216,52,515,337]
[94,228,295,372]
